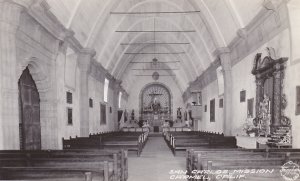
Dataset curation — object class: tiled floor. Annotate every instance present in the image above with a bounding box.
[128,136,186,181]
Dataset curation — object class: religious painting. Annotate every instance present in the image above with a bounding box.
[89,98,93,108]
[100,103,106,125]
[66,91,72,104]
[219,98,223,108]
[67,108,72,125]
[296,86,300,115]
[240,90,246,102]
[247,98,254,118]
[210,99,215,122]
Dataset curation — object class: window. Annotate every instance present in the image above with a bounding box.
[104,78,109,102]
[216,67,224,95]
[100,103,106,125]
[210,99,215,122]
[66,91,72,104]
[204,105,207,112]
[118,92,122,108]
[89,98,93,108]
[67,108,73,125]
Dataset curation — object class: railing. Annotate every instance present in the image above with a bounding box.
[121,127,150,132]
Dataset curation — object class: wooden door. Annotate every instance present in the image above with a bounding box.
[18,67,41,150]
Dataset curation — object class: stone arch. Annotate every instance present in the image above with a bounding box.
[17,57,58,149]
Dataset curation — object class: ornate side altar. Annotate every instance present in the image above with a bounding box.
[251,47,291,147]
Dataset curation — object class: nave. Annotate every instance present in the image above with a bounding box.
[128,134,185,181]
[1,0,300,181]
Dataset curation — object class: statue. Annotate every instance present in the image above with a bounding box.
[151,98,161,114]
[177,107,182,120]
[131,109,135,120]
[258,94,271,135]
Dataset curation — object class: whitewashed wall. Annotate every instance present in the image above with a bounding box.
[198,80,224,133]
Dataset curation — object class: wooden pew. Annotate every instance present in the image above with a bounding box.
[0,149,128,181]
[187,148,300,181]
[163,131,236,155]
[63,131,148,156]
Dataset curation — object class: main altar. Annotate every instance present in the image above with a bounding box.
[140,83,172,132]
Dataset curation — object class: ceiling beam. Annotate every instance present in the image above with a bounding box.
[125,52,185,55]
[120,42,190,45]
[131,68,179,70]
[110,11,200,15]
[135,74,176,76]
[116,30,196,33]
[129,61,180,63]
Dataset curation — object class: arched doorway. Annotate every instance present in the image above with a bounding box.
[18,67,41,150]
[140,83,172,132]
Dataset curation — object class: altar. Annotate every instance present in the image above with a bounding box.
[140,83,172,132]
[236,136,269,149]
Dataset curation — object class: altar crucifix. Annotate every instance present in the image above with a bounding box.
[148,91,162,114]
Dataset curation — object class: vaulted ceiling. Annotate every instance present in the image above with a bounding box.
[46,0,265,92]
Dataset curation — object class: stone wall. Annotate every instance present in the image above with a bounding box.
[0,1,123,149]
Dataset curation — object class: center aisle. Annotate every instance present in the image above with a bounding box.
[128,135,186,181]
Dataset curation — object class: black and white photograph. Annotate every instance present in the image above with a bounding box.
[0,0,300,180]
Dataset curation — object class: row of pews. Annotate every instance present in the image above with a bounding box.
[0,131,148,180]
[163,131,237,155]
[167,131,300,180]
[186,148,300,181]
[0,149,127,181]
[63,131,148,156]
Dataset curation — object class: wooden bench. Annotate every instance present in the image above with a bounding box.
[187,148,300,181]
[0,149,128,181]
[164,131,236,155]
[63,131,148,156]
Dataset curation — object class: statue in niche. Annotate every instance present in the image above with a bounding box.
[151,97,161,114]
[177,107,182,120]
[258,94,271,136]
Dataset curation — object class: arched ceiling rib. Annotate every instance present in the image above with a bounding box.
[46,0,267,93]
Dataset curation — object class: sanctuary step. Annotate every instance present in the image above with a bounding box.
[148,132,163,137]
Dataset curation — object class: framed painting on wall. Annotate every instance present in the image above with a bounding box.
[100,103,106,125]
[240,90,246,102]
[210,99,215,122]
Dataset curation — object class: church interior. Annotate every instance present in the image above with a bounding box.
[1,0,300,180]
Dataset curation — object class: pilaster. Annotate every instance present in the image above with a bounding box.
[0,1,24,149]
[215,47,233,136]
[77,48,96,136]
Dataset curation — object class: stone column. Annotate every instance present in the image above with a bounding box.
[55,41,68,148]
[77,49,96,137]
[272,63,283,131]
[0,1,29,149]
[113,80,122,130]
[255,78,264,118]
[216,48,233,136]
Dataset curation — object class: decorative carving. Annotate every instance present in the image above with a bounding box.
[140,83,171,121]
[252,47,289,136]
[281,116,291,126]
